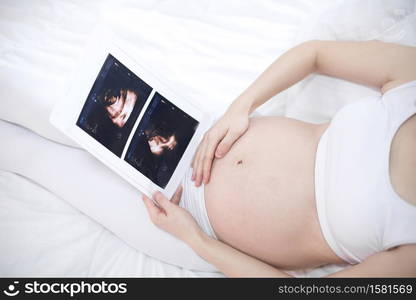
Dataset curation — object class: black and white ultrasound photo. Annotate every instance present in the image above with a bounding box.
[124,92,199,188]
[77,54,152,157]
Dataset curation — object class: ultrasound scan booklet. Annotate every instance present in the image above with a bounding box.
[50,28,211,199]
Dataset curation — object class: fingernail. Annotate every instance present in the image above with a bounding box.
[216,151,222,158]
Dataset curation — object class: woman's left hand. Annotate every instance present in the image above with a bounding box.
[142,186,203,244]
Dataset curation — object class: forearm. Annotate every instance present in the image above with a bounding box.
[231,40,416,115]
[231,41,318,115]
[189,230,293,278]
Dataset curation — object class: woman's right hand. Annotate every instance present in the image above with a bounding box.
[192,103,249,186]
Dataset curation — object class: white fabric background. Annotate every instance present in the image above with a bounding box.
[0,0,414,277]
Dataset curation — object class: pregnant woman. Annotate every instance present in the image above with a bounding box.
[143,40,416,277]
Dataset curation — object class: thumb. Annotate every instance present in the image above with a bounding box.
[215,130,241,158]
[154,191,172,213]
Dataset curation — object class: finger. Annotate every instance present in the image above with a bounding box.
[191,141,202,169]
[142,194,162,221]
[202,136,221,184]
[195,140,208,187]
[171,185,183,205]
[153,191,172,213]
[192,141,204,181]
[192,135,207,181]
[215,129,242,158]
[192,137,205,184]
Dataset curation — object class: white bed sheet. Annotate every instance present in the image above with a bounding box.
[1,0,414,277]
[0,165,219,277]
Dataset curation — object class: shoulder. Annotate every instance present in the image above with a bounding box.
[327,244,416,277]
[381,43,416,94]
[367,244,416,276]
[391,244,416,256]
[381,78,416,94]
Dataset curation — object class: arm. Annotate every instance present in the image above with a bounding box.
[191,232,416,278]
[315,40,416,94]
[142,189,416,277]
[236,40,416,114]
[327,244,416,277]
[233,41,318,115]
[192,40,416,186]
[189,230,292,278]
[142,188,416,277]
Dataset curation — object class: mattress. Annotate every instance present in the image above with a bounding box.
[1,0,414,277]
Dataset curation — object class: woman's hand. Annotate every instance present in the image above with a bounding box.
[192,104,249,186]
[142,186,203,244]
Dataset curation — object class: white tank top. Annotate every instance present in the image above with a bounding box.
[315,80,416,264]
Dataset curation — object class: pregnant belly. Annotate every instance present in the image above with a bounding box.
[204,116,342,269]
